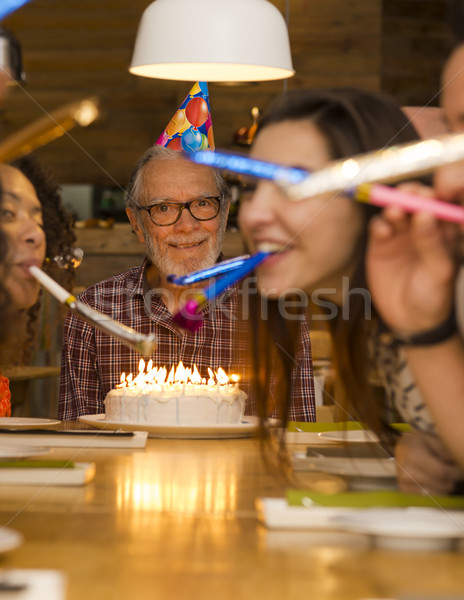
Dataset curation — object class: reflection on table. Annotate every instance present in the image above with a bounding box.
[0,429,462,600]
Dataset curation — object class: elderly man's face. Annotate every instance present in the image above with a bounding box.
[127,157,228,277]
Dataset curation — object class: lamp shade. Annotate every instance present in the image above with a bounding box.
[0,0,32,21]
[129,0,294,82]
[0,28,24,84]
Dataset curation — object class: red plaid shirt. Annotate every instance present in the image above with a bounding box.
[59,259,315,421]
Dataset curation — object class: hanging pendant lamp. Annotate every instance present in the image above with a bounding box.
[129,0,294,83]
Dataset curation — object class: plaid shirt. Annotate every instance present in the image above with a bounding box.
[59,258,315,421]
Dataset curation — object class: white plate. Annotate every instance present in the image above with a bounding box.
[333,508,464,551]
[0,527,23,552]
[0,430,147,449]
[256,497,356,530]
[0,462,96,486]
[0,418,61,429]
[0,445,50,458]
[292,455,396,478]
[79,414,261,439]
[292,454,397,491]
[318,429,380,443]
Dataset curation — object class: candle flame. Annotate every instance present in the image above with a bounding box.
[116,360,240,389]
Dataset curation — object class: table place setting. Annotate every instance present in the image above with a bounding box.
[0,529,23,555]
[257,487,464,551]
[285,420,412,445]
[0,569,66,600]
[79,413,265,439]
[0,460,96,486]
[292,453,398,491]
[0,428,148,448]
[0,446,50,459]
[0,418,61,430]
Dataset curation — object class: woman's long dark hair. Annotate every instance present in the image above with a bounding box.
[251,87,421,446]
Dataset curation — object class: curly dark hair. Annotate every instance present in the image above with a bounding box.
[2,155,76,364]
[13,155,76,288]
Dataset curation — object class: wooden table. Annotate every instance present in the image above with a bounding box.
[0,432,463,600]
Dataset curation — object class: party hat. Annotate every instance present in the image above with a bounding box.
[156,81,214,151]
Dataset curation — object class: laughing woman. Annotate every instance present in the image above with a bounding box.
[0,155,76,415]
[0,161,47,415]
[238,87,464,494]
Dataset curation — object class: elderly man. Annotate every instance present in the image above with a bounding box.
[58,146,315,421]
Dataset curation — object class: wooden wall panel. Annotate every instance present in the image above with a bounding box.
[1,0,382,187]
[0,0,454,189]
[381,0,455,105]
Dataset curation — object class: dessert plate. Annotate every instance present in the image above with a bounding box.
[0,445,50,459]
[318,429,379,443]
[0,462,96,486]
[292,454,397,491]
[292,455,396,477]
[333,508,464,551]
[256,497,356,530]
[0,527,23,553]
[79,414,261,439]
[0,418,61,429]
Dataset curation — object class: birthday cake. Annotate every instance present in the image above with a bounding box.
[104,360,247,426]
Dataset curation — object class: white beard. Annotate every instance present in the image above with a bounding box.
[145,227,226,277]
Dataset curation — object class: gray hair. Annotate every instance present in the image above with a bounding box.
[125,146,231,227]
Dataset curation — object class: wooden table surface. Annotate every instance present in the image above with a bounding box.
[0,431,463,600]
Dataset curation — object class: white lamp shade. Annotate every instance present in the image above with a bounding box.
[129,0,294,82]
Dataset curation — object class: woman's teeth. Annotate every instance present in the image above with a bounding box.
[256,242,285,253]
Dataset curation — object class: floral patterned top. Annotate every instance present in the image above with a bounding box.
[372,332,434,433]
[0,375,11,417]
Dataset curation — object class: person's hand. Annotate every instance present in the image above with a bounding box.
[435,161,464,206]
[395,430,463,495]
[366,182,458,334]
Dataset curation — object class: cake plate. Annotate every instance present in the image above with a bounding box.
[78,414,261,439]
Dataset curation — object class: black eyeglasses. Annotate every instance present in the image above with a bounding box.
[133,197,221,226]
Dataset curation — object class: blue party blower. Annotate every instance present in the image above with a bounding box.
[171,251,271,332]
[0,0,32,20]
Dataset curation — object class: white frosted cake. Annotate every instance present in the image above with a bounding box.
[104,360,247,426]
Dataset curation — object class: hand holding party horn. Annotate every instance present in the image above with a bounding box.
[30,266,157,356]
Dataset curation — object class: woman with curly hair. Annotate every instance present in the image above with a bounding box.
[0,155,76,415]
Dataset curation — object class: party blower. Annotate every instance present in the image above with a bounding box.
[186,133,464,223]
[30,266,157,356]
[170,251,271,332]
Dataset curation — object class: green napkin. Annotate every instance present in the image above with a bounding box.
[287,488,464,510]
[288,421,412,434]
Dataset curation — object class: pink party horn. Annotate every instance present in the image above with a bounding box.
[356,183,464,222]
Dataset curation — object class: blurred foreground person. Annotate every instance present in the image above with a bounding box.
[366,42,464,491]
